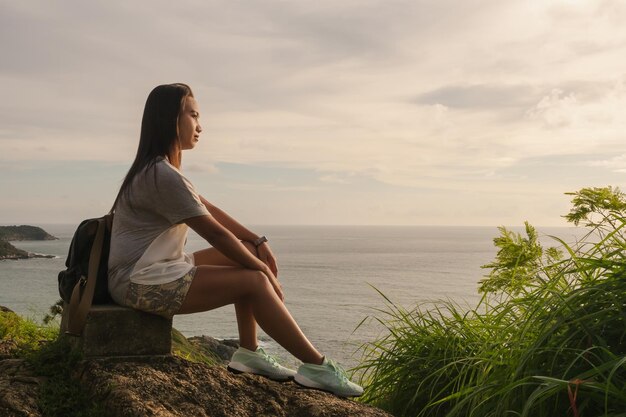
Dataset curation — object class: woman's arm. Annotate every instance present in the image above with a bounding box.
[199,195,279,276]
[184,214,284,300]
[199,195,259,242]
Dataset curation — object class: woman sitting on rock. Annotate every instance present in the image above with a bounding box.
[107,83,362,397]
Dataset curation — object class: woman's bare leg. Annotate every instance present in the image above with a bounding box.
[193,244,259,351]
[177,264,323,365]
[234,302,257,351]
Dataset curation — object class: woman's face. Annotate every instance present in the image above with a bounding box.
[178,96,202,150]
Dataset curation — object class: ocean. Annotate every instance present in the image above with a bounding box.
[0,224,584,370]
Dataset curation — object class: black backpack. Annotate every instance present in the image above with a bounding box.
[58,214,113,335]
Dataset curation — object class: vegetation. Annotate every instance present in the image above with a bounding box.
[355,186,626,417]
[171,327,220,365]
[0,310,57,355]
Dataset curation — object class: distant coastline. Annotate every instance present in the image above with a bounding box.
[0,225,57,241]
[0,225,57,260]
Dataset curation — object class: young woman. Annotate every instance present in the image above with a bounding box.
[107,83,363,397]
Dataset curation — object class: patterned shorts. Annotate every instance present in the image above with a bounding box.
[125,267,196,319]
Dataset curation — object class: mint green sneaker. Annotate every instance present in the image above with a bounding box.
[294,357,364,397]
[227,346,296,382]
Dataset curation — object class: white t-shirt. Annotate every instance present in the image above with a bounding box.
[107,157,210,305]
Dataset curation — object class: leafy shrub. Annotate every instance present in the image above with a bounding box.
[356,187,626,417]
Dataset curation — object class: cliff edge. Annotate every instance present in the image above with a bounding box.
[78,356,389,417]
[1,351,390,417]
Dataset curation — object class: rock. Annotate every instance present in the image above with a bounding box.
[1,306,390,417]
[0,241,29,260]
[62,304,173,357]
[187,335,240,363]
[0,340,18,360]
[0,359,44,417]
[77,355,391,417]
[0,306,14,314]
[0,241,55,260]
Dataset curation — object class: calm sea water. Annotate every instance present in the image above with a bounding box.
[0,224,584,370]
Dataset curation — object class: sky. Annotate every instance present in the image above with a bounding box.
[1,0,626,227]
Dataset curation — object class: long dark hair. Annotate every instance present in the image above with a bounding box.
[111,83,194,212]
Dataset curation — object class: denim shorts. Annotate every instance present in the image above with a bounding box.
[125,267,196,319]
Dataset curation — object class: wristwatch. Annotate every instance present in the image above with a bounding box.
[253,235,268,247]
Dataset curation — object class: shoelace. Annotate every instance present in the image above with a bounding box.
[326,358,349,386]
[257,347,281,368]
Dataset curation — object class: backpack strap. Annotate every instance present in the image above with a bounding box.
[66,217,106,336]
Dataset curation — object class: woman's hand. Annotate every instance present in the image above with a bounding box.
[261,266,284,302]
[256,242,278,277]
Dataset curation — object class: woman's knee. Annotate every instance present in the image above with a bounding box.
[245,269,272,295]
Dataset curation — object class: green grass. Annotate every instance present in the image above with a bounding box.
[0,310,58,355]
[171,327,220,365]
[354,187,626,417]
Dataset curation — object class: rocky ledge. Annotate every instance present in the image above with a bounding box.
[187,335,240,362]
[0,354,390,417]
[79,356,389,417]
[0,358,44,417]
[1,304,389,417]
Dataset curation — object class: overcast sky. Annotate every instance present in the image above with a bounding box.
[1,0,626,226]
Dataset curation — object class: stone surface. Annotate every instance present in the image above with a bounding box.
[0,350,393,417]
[78,355,392,417]
[62,304,172,357]
[0,359,44,417]
[0,306,15,314]
[0,240,29,260]
[187,335,240,363]
[0,339,18,360]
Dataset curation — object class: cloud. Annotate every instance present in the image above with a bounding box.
[525,89,580,128]
[319,174,352,184]
[415,84,538,110]
[184,163,219,174]
[226,182,318,193]
[525,80,626,134]
[1,0,626,225]
[587,154,626,173]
